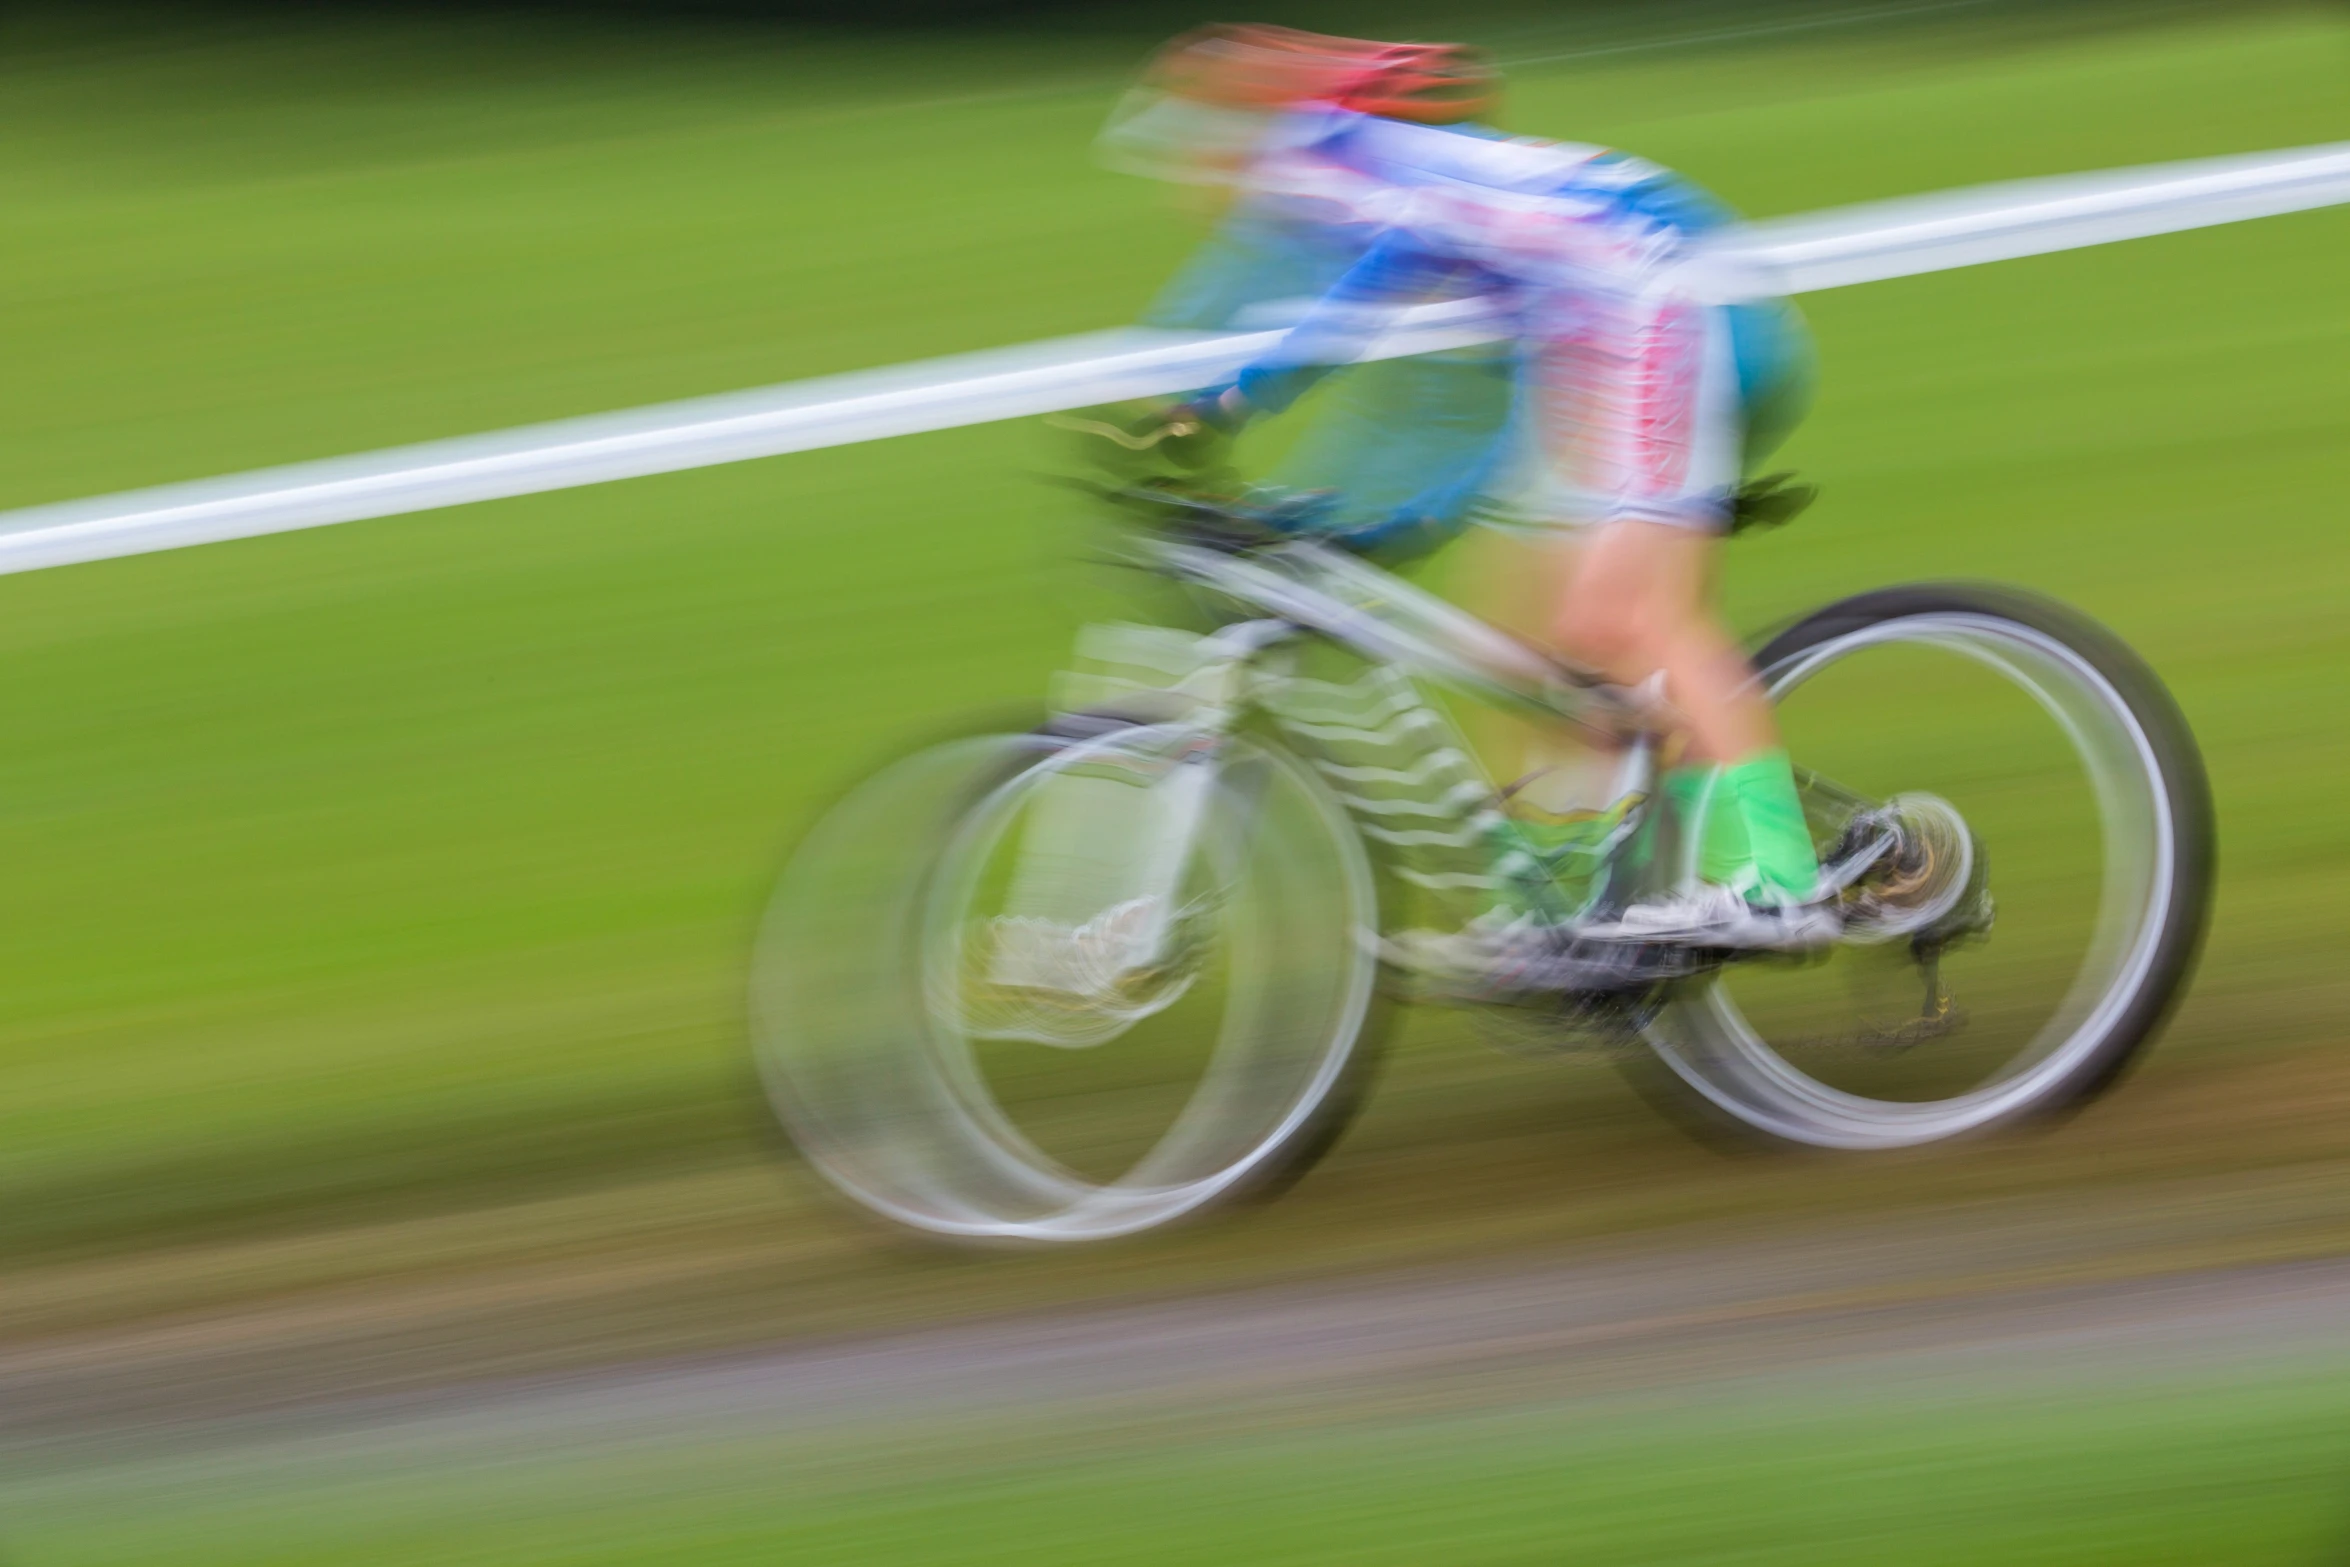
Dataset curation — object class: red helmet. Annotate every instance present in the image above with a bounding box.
[1328,40,1501,123]
[1143,24,1499,125]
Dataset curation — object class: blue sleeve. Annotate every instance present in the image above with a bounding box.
[1231,230,1471,415]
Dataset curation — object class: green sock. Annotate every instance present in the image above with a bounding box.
[1724,748,1819,901]
[1661,765,1750,885]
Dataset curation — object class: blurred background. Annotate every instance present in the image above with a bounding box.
[3,1,2348,1562]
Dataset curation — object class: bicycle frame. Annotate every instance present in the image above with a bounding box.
[1137,533,1664,731]
[1078,528,1896,936]
[1037,531,1690,940]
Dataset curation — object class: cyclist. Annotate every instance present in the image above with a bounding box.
[1094,42,1829,947]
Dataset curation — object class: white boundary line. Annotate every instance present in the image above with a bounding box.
[0,139,2344,578]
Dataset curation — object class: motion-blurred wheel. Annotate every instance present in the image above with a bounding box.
[750,717,1387,1241]
[1641,584,2214,1148]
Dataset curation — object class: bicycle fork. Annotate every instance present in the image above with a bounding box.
[992,620,1294,995]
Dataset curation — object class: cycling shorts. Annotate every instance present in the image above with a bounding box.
[1489,292,1811,537]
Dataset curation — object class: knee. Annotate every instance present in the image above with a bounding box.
[1552,581,1653,674]
[1549,522,1717,675]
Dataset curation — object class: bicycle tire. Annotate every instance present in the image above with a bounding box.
[749,713,1392,1241]
[1635,582,2214,1148]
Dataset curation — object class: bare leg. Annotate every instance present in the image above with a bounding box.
[1544,520,1776,763]
[1536,520,1823,909]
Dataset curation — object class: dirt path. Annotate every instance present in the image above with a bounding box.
[10,1168,2350,1475]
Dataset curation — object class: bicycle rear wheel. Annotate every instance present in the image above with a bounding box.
[750,718,1386,1241]
[1643,584,2213,1149]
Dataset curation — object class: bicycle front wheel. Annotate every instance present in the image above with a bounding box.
[750,718,1386,1241]
[1644,584,2214,1149]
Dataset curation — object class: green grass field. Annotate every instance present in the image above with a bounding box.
[4,6,2350,1553]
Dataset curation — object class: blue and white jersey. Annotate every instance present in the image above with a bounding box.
[1245,105,1733,290]
[1225,107,1805,533]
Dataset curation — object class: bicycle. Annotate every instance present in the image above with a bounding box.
[748,489,2214,1242]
